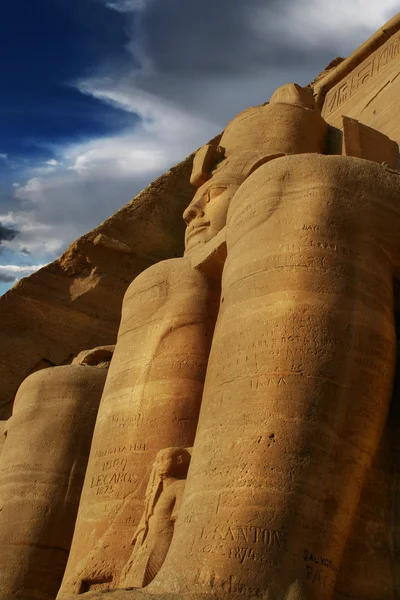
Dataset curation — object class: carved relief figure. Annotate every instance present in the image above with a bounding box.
[122,447,191,588]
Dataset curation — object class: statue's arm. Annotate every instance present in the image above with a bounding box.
[131,514,147,546]
[171,480,187,523]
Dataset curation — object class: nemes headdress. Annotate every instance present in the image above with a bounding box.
[190,83,325,190]
[191,147,284,191]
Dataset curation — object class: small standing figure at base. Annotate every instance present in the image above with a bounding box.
[121,447,191,588]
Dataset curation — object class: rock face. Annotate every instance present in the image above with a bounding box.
[0,155,199,420]
[0,346,113,600]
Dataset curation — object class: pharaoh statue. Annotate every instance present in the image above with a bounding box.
[122,447,191,588]
[148,119,400,597]
[58,82,327,597]
[0,345,114,600]
[59,81,400,600]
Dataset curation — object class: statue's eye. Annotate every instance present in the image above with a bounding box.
[208,187,226,201]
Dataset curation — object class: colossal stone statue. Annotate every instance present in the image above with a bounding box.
[58,254,220,595]
[122,447,191,588]
[150,153,400,600]
[0,346,113,600]
[57,83,328,597]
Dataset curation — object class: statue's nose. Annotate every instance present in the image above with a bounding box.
[183,201,205,225]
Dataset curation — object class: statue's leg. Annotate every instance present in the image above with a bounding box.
[0,364,107,600]
[153,155,400,599]
[57,257,220,596]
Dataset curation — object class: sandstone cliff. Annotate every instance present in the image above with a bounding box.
[0,154,197,418]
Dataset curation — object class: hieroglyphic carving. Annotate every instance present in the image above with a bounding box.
[324,32,400,116]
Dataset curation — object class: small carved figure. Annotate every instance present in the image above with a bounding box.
[122,447,191,588]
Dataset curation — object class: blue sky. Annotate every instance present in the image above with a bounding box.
[1,0,399,295]
[0,1,136,164]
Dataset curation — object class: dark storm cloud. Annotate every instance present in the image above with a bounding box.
[121,0,340,125]
[0,223,18,244]
[0,273,16,283]
[140,0,335,77]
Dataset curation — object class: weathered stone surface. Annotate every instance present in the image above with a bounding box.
[332,286,400,600]
[0,155,199,420]
[73,345,116,367]
[341,116,398,167]
[0,421,7,456]
[315,13,400,148]
[0,347,113,600]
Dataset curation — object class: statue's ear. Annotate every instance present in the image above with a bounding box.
[190,144,225,188]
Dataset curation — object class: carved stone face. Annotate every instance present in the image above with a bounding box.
[154,448,190,479]
[183,183,237,253]
[154,448,180,479]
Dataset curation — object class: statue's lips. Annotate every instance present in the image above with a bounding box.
[186,222,210,240]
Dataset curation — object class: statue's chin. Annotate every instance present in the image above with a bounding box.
[184,230,211,254]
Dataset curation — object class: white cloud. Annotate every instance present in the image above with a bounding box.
[1,85,218,259]
[76,78,219,137]
[45,159,60,166]
[0,154,8,160]
[67,141,165,175]
[15,178,44,198]
[0,211,68,256]
[0,264,45,274]
[0,263,45,282]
